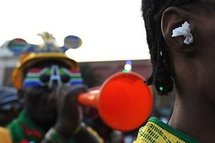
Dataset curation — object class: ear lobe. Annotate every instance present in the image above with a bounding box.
[161,7,194,53]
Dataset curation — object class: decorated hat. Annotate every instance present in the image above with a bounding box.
[7,32,83,89]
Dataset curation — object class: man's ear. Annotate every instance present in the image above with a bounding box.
[161,7,194,53]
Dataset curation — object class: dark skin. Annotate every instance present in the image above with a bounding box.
[23,85,87,138]
[161,2,215,142]
[24,87,57,131]
[54,85,86,137]
[24,85,88,143]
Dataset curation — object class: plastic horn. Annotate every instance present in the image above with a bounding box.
[78,71,153,132]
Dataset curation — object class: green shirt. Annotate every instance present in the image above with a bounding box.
[7,111,102,143]
[7,111,45,143]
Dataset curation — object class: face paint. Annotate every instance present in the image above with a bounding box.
[23,65,83,89]
[48,65,62,88]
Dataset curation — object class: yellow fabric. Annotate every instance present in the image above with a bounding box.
[133,118,198,143]
[134,122,186,143]
[0,127,12,143]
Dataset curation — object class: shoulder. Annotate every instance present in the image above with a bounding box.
[0,127,12,143]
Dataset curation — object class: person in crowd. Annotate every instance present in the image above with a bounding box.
[134,0,215,142]
[0,87,22,126]
[0,32,103,143]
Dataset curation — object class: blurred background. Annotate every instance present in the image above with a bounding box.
[0,0,174,142]
[0,0,149,62]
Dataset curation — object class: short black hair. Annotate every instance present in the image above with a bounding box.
[141,0,200,95]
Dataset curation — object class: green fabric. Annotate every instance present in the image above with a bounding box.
[7,111,45,143]
[6,110,100,143]
[6,111,81,143]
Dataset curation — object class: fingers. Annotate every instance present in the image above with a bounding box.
[54,85,88,136]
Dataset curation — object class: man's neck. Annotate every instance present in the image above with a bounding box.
[169,95,215,143]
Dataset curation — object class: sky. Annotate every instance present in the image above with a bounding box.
[0,0,150,62]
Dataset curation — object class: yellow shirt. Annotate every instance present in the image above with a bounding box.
[133,117,198,143]
[0,127,12,143]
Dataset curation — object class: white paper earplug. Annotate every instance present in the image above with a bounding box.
[172,21,193,45]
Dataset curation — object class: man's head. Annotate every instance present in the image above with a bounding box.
[12,53,84,130]
[12,33,83,130]
[141,0,197,95]
[142,0,215,97]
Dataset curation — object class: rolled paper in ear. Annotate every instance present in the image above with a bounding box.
[172,21,193,45]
